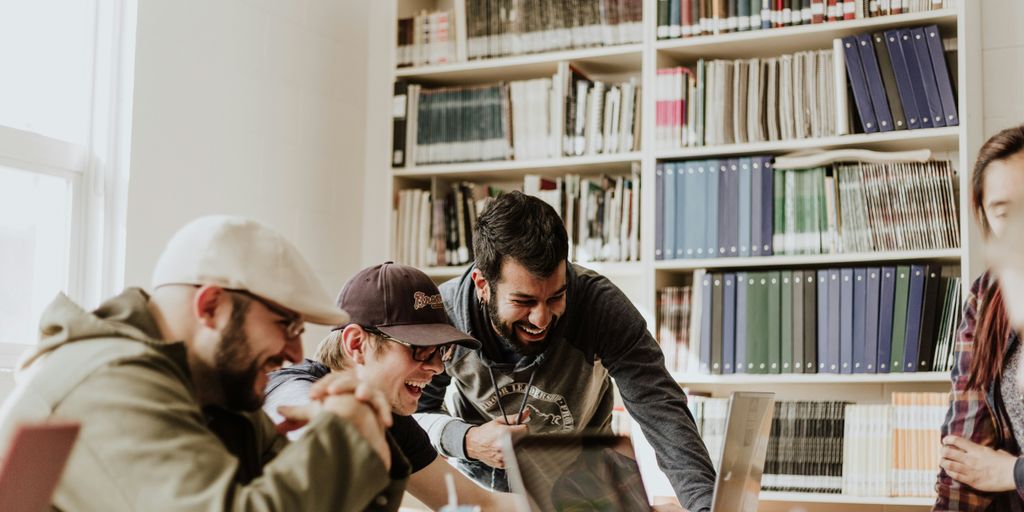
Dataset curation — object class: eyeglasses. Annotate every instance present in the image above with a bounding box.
[365,327,455,363]
[227,289,305,339]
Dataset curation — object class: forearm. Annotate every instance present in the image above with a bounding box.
[415,411,475,460]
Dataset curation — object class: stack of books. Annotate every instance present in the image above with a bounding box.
[686,392,946,497]
[657,0,954,39]
[655,49,838,149]
[391,168,641,268]
[393,69,641,167]
[654,158,960,260]
[657,265,962,375]
[396,10,457,68]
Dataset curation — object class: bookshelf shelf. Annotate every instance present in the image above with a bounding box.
[385,2,980,508]
[421,261,644,280]
[656,9,957,61]
[392,152,642,179]
[654,249,962,271]
[394,43,643,84]
[654,127,959,160]
[758,491,935,506]
[672,372,949,385]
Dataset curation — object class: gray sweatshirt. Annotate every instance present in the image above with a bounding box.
[414,264,716,512]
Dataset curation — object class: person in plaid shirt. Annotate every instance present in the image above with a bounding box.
[936,125,1024,511]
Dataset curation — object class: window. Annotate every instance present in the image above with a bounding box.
[0,0,136,366]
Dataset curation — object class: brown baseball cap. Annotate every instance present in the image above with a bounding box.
[336,262,480,349]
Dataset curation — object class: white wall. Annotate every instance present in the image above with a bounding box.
[981,0,1024,138]
[125,0,373,351]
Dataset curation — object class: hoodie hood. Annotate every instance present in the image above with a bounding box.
[23,288,173,370]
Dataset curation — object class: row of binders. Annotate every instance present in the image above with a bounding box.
[655,49,839,149]
[657,0,953,39]
[654,157,960,260]
[656,264,963,375]
[689,393,944,497]
[840,25,958,133]
[392,169,641,268]
[392,68,641,167]
[396,0,643,67]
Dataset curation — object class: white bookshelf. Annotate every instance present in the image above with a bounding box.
[383,1,982,509]
[759,491,935,506]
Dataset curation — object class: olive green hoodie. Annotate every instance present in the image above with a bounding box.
[0,288,406,511]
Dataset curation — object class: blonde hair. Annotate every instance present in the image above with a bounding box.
[314,327,385,371]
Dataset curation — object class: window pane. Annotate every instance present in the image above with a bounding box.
[0,0,97,145]
[0,165,73,344]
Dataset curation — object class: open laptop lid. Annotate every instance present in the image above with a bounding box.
[0,421,80,512]
[503,433,652,512]
[710,391,775,512]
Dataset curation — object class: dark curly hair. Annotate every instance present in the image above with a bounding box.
[473,191,568,283]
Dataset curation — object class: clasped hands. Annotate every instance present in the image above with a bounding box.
[275,371,394,469]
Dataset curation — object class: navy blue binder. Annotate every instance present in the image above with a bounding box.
[841,36,879,133]
[897,29,934,129]
[655,163,665,260]
[864,267,881,373]
[916,265,943,371]
[739,158,753,257]
[817,269,829,372]
[909,27,946,128]
[760,157,774,256]
[706,162,720,259]
[924,25,959,127]
[902,264,927,373]
[699,273,713,373]
[750,157,762,257]
[803,272,817,373]
[852,268,868,373]
[723,273,737,374]
[827,269,841,373]
[711,273,724,374]
[877,266,896,373]
[856,34,894,132]
[735,271,749,373]
[675,161,687,259]
[840,268,854,374]
[883,29,923,130]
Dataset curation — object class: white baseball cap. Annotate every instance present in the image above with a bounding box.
[151,215,348,325]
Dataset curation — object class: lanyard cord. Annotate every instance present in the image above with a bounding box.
[486,365,537,425]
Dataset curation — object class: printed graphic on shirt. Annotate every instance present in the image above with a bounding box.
[481,383,575,432]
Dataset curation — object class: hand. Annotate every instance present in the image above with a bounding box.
[278,395,392,471]
[308,370,393,428]
[466,410,530,469]
[940,435,1018,492]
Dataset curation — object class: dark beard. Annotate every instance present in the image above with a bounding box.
[485,287,555,358]
[213,301,263,411]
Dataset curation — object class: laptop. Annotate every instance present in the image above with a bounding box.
[0,421,80,512]
[503,391,775,512]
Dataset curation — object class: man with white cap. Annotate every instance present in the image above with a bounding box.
[0,216,404,511]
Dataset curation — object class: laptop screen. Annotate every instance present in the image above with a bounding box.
[505,434,652,512]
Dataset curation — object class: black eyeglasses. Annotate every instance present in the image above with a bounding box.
[365,327,455,363]
[227,289,305,339]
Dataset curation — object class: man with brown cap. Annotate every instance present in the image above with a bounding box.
[0,216,402,511]
[264,262,515,511]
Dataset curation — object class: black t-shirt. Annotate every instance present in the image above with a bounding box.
[265,359,438,473]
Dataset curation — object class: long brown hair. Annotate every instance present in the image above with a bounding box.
[966,125,1024,390]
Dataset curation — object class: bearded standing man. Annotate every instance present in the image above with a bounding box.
[414,191,716,512]
[0,216,403,511]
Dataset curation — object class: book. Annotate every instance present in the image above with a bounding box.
[889,265,911,373]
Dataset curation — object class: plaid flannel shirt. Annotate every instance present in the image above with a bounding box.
[935,272,1024,511]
